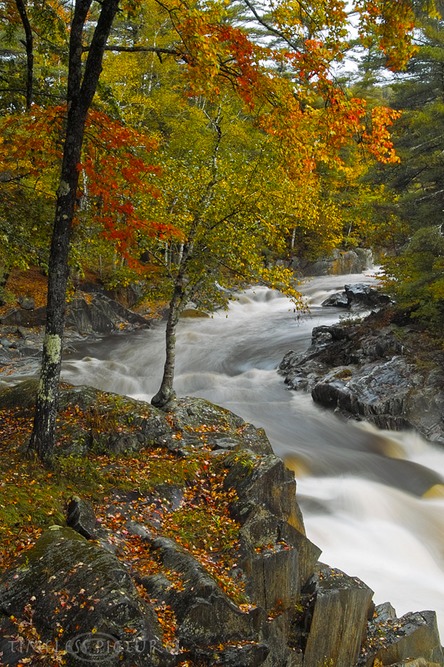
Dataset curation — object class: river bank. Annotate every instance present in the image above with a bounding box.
[0,286,153,385]
[0,381,443,666]
[2,274,444,663]
[279,301,444,447]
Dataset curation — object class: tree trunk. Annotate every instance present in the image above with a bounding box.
[28,105,87,461]
[14,0,33,109]
[151,283,184,409]
[151,244,193,409]
[151,124,220,410]
[29,0,120,463]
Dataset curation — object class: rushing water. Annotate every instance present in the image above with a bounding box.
[61,272,444,638]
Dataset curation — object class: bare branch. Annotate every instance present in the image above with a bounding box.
[87,44,182,58]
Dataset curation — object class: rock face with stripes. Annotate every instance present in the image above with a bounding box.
[0,384,442,666]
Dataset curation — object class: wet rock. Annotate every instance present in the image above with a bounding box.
[310,355,415,431]
[278,325,351,391]
[222,449,320,617]
[225,454,306,534]
[65,294,149,335]
[375,601,398,622]
[279,314,444,444]
[241,545,301,611]
[345,283,392,308]
[0,293,149,335]
[321,283,391,309]
[0,305,46,326]
[321,291,351,308]
[301,563,374,667]
[238,506,320,610]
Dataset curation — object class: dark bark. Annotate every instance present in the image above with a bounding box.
[14,0,33,109]
[29,0,120,463]
[100,45,180,56]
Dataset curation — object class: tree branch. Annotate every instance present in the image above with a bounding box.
[14,0,34,108]
[98,44,182,58]
[241,0,302,53]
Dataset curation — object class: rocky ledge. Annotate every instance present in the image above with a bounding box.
[0,291,151,381]
[279,300,444,445]
[0,382,443,666]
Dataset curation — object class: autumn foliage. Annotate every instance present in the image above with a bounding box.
[1,0,438,450]
[0,0,423,290]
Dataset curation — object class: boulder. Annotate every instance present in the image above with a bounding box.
[321,291,350,308]
[0,293,149,335]
[140,535,259,647]
[225,454,306,534]
[17,296,35,310]
[238,506,321,610]
[65,294,149,334]
[169,397,275,454]
[0,306,46,327]
[321,283,391,310]
[0,526,167,666]
[223,449,320,617]
[279,314,444,443]
[345,283,392,308]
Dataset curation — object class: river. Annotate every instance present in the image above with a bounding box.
[61,272,444,638]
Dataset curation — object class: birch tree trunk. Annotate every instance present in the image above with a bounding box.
[151,116,221,410]
[151,244,192,409]
[151,283,184,409]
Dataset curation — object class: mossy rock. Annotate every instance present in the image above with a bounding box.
[0,378,38,410]
[0,526,165,666]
